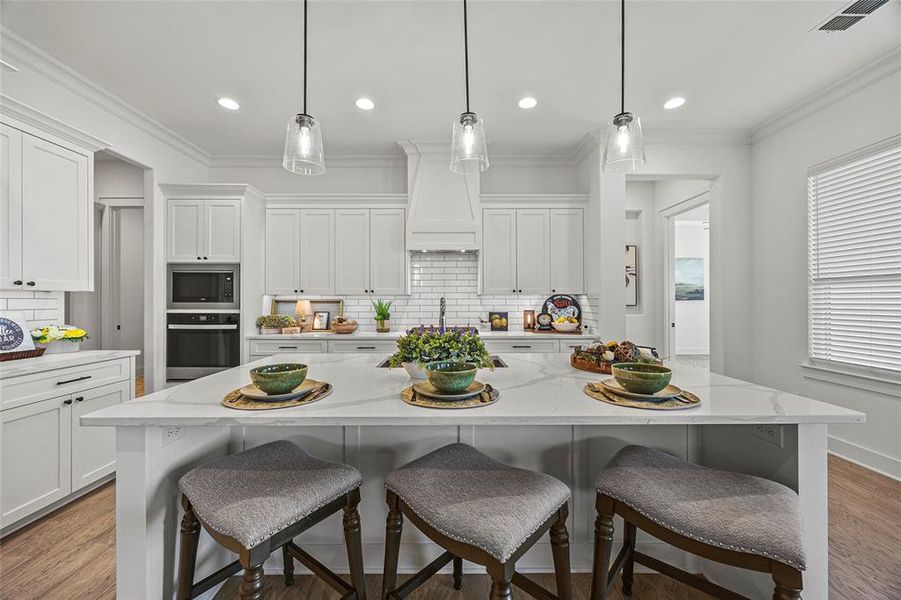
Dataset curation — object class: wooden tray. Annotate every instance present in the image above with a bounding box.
[583,383,700,410]
[570,355,612,374]
[0,347,46,362]
[530,329,584,335]
[222,380,332,410]
[401,384,498,409]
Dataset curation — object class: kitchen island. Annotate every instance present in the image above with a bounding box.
[84,353,863,599]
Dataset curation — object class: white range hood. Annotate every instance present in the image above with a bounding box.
[398,140,481,252]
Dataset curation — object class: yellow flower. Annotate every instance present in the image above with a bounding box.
[63,328,87,339]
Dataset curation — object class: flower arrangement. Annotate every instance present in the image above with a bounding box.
[255,314,297,334]
[387,328,494,371]
[31,325,88,345]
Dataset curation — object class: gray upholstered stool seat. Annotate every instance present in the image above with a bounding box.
[595,445,806,570]
[179,440,362,549]
[385,442,570,562]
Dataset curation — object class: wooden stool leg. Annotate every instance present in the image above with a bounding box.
[239,563,265,600]
[381,490,404,600]
[549,504,573,600]
[452,556,463,590]
[343,488,367,600]
[621,521,636,596]
[282,542,295,586]
[590,494,616,600]
[772,563,803,600]
[176,496,200,600]
[488,563,514,600]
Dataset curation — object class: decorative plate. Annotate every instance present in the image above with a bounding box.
[584,384,700,411]
[239,379,320,402]
[401,384,498,409]
[223,380,332,410]
[542,294,581,324]
[599,378,683,400]
[412,380,486,401]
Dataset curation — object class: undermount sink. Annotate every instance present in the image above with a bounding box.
[377,355,508,368]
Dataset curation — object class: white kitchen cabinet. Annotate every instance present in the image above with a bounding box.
[299,209,335,293]
[516,209,550,295]
[265,209,301,294]
[549,208,584,294]
[71,381,128,489]
[1,125,23,290]
[369,209,406,295]
[482,209,517,294]
[1,396,72,528]
[335,209,372,295]
[167,199,241,263]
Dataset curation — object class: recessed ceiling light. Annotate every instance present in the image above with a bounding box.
[518,96,538,109]
[355,98,375,111]
[217,97,240,111]
[663,97,686,110]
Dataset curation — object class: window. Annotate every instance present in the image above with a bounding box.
[808,136,901,376]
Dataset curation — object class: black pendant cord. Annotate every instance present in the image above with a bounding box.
[620,0,625,115]
[303,0,308,115]
[463,0,471,113]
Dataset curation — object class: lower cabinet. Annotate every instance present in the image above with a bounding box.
[0,379,128,529]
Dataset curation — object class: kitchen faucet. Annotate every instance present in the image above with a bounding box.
[439,296,446,330]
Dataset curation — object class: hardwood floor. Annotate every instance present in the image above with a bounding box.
[0,455,897,599]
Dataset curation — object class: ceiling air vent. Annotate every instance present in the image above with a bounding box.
[815,0,890,31]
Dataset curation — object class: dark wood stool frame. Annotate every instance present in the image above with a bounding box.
[381,489,573,600]
[590,493,804,600]
[176,488,367,600]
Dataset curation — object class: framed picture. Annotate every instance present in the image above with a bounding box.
[312,311,330,330]
[675,257,705,301]
[489,312,508,331]
[625,244,638,307]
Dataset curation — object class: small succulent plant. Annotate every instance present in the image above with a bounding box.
[371,298,392,321]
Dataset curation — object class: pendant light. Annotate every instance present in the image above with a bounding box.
[450,0,489,174]
[283,0,325,175]
[602,0,645,173]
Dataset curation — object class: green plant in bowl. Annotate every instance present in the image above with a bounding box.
[425,361,477,394]
[611,363,672,395]
[249,363,308,395]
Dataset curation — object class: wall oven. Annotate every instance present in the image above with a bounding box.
[168,264,239,310]
[167,312,240,380]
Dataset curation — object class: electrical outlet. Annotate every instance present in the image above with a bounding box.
[161,426,185,447]
[752,424,783,447]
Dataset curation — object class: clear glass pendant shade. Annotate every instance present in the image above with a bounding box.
[282,113,325,175]
[450,112,489,174]
[602,112,646,173]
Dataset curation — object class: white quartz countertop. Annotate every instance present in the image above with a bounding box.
[0,349,140,380]
[82,353,864,427]
[245,330,598,340]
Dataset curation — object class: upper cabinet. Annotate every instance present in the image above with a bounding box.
[482,207,584,295]
[1,115,101,292]
[167,198,241,263]
[368,209,406,296]
[265,209,335,294]
[334,209,370,295]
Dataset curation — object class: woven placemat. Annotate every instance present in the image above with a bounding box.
[222,379,332,410]
[583,382,700,410]
[400,383,498,409]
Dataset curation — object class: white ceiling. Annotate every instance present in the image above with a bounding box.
[1,0,898,157]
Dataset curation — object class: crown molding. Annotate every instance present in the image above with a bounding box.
[159,183,264,201]
[0,94,109,151]
[209,155,404,169]
[752,48,901,144]
[0,26,212,166]
[265,193,407,207]
[481,193,589,205]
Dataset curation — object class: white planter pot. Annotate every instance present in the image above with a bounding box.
[402,362,427,380]
[40,342,81,354]
[260,327,281,335]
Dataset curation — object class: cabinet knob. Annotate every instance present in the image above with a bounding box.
[512,289,516,293]
[294,289,299,293]
[518,289,522,293]
[63,399,73,405]
[12,280,22,285]
[197,256,202,260]
[203,257,208,260]
[300,289,304,293]
[75,396,84,403]
[552,289,556,293]
[26,281,35,286]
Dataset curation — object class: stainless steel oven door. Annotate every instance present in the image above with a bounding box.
[166,313,240,380]
[167,264,239,310]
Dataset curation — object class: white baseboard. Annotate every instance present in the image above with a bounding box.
[829,436,901,481]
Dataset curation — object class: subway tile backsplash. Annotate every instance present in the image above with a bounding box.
[0,291,66,329]
[294,251,599,333]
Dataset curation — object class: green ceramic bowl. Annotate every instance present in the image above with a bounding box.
[425,361,478,394]
[611,363,672,395]
[249,363,308,395]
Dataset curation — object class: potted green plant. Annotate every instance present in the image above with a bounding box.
[372,298,392,333]
[387,328,494,379]
[255,314,297,335]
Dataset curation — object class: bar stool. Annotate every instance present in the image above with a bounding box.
[591,445,806,600]
[380,443,573,600]
[175,440,367,600]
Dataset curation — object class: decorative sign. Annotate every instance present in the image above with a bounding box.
[489,312,508,331]
[625,244,638,307]
[542,295,581,323]
[0,312,35,354]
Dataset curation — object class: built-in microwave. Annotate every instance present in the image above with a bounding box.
[167,264,239,310]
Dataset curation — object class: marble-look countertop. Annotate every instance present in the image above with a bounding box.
[82,353,864,427]
[0,349,140,380]
[246,330,598,340]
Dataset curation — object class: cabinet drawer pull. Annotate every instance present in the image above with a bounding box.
[277,346,299,349]
[57,375,92,385]
[63,399,73,405]
[356,346,377,350]
[512,345,532,349]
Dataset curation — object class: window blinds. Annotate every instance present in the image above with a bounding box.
[808,137,901,375]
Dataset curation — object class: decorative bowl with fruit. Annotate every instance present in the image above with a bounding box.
[331,316,358,334]
[551,316,580,333]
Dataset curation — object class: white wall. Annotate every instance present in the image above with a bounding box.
[624,181,658,348]
[210,161,406,194]
[94,157,145,198]
[674,221,709,355]
[751,69,901,477]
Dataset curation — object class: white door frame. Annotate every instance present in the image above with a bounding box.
[98,198,143,355]
[660,192,710,360]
